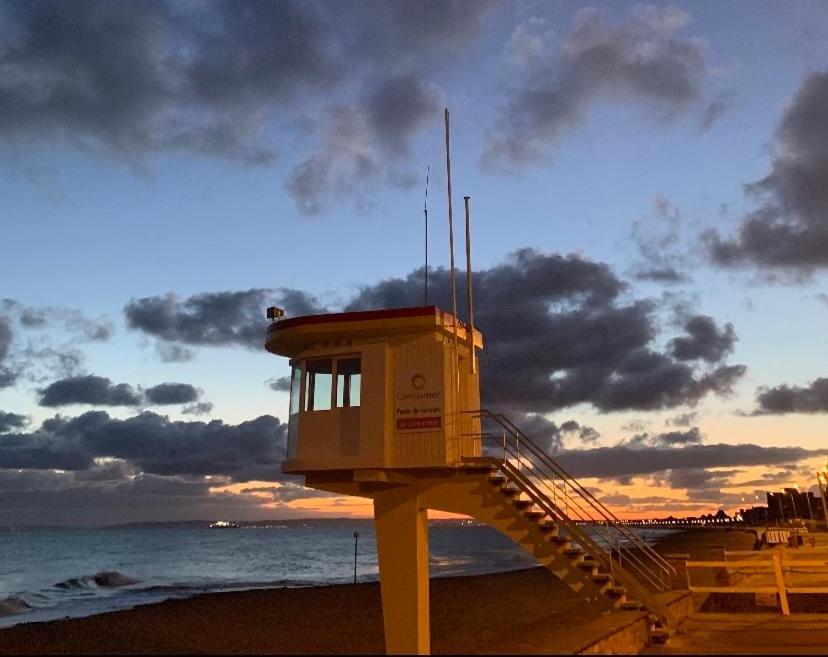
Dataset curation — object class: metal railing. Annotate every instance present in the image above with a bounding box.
[466,410,676,605]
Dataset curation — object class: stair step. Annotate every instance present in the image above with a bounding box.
[648,628,670,645]
[577,560,599,571]
[488,475,507,487]
[563,546,584,557]
[608,586,627,597]
[538,523,559,534]
[513,499,534,510]
[620,600,645,611]
[591,573,613,583]
[525,510,545,519]
[501,487,521,497]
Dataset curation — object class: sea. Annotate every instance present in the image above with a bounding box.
[0,519,677,628]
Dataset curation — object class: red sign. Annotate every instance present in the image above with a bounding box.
[396,417,442,431]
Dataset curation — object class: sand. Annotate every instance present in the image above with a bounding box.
[0,528,757,655]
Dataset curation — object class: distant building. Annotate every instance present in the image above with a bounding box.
[766,489,825,523]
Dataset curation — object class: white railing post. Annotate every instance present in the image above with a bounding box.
[772,553,790,616]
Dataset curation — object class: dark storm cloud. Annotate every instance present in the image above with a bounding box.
[345,248,745,413]
[38,375,207,408]
[39,375,143,407]
[556,443,828,480]
[0,411,28,433]
[669,315,736,363]
[705,70,828,270]
[124,288,325,350]
[0,411,287,482]
[754,377,828,414]
[483,5,708,170]
[0,0,334,163]
[0,1,498,212]
[144,382,200,405]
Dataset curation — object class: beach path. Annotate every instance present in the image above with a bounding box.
[644,612,828,654]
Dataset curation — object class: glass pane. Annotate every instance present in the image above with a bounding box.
[289,365,302,416]
[336,358,361,408]
[305,359,332,412]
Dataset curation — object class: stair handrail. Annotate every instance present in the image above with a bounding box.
[497,457,670,615]
[469,409,676,582]
[490,436,673,594]
[483,411,676,586]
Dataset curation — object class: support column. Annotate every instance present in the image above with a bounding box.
[374,487,430,655]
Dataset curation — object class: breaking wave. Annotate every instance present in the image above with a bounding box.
[54,571,139,590]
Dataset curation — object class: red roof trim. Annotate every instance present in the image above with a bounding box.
[267,306,452,334]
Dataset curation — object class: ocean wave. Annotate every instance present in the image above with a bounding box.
[0,596,31,618]
[54,571,139,590]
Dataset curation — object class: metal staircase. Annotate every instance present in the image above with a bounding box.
[461,409,677,642]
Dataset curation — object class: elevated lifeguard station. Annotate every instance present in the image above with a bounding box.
[265,304,677,654]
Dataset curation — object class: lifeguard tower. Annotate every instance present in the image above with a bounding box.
[264,109,674,654]
[265,305,677,654]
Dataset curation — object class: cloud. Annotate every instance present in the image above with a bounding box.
[556,442,828,480]
[286,75,441,215]
[666,411,698,427]
[698,91,736,131]
[754,377,828,414]
[668,315,736,363]
[267,376,292,392]
[629,195,694,284]
[39,375,143,407]
[705,69,828,270]
[144,382,200,405]
[124,288,325,350]
[239,482,337,503]
[483,5,708,170]
[2,299,113,342]
[0,0,335,164]
[0,318,16,388]
[155,342,195,363]
[0,1,497,211]
[182,402,214,416]
[0,411,288,482]
[620,426,704,450]
[250,247,743,415]
[38,375,207,408]
[0,411,28,433]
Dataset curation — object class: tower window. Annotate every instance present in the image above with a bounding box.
[336,358,361,408]
[304,359,333,411]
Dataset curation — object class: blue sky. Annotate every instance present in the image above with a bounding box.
[1,0,827,523]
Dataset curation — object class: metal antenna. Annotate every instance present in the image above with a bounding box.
[424,166,430,306]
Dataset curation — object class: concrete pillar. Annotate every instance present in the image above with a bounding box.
[374,487,430,655]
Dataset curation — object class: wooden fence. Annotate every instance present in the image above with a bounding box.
[675,549,828,616]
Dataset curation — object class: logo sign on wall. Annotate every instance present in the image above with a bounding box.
[394,367,443,432]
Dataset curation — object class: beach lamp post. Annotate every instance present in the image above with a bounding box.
[353,531,359,584]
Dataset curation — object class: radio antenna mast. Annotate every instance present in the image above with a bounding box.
[424,166,430,306]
